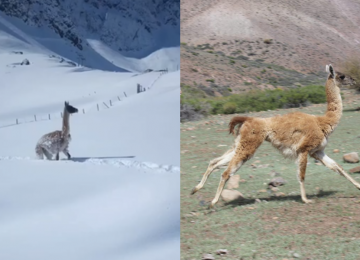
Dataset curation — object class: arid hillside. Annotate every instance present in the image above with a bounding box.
[181,0,360,94]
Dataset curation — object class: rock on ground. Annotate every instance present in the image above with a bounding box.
[202,254,215,260]
[221,189,244,202]
[343,152,359,163]
[268,177,287,187]
[226,175,240,189]
[349,166,360,173]
[20,59,30,65]
[216,249,228,255]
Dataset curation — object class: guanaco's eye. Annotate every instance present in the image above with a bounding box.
[340,75,345,80]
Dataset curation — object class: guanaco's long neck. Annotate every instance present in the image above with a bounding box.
[62,107,70,135]
[322,77,343,135]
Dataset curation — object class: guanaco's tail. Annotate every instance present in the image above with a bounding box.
[229,116,251,135]
[35,142,52,160]
[35,143,44,159]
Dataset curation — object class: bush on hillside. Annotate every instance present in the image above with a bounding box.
[340,56,360,91]
[180,102,211,122]
[180,84,327,122]
[223,102,237,114]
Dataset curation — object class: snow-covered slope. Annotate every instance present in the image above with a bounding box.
[0,0,180,72]
[0,9,180,259]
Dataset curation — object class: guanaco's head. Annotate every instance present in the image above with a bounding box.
[326,64,356,87]
[64,101,78,114]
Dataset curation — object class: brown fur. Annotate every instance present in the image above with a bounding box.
[191,64,360,208]
[228,116,250,135]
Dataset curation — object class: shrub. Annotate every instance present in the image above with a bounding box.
[207,85,326,115]
[263,39,273,44]
[180,84,207,99]
[180,102,211,122]
[340,56,360,91]
[223,102,237,114]
[180,84,327,122]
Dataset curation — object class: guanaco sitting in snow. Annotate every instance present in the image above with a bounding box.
[35,101,78,160]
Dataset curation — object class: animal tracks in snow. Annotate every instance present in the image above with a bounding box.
[0,156,180,174]
[79,157,180,173]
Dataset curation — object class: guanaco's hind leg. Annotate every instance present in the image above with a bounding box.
[55,153,60,161]
[209,155,245,208]
[311,150,360,190]
[297,152,313,204]
[209,136,263,208]
[42,148,52,160]
[191,148,235,195]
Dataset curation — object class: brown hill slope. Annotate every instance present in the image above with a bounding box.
[181,0,360,93]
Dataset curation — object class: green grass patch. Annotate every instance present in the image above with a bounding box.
[181,84,329,121]
[181,96,360,259]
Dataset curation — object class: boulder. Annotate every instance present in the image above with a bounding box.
[349,166,360,173]
[221,189,244,202]
[202,254,215,260]
[268,177,287,187]
[226,175,240,189]
[20,59,30,65]
[343,152,359,163]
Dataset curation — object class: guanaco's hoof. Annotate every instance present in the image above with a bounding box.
[190,187,197,195]
[303,199,314,204]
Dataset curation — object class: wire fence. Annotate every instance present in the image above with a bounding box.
[0,70,169,129]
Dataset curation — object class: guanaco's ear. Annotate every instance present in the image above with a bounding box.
[326,64,335,78]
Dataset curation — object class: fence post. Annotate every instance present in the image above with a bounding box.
[61,112,63,118]
[83,108,85,114]
[117,96,121,101]
[16,118,18,124]
[124,92,127,97]
[110,100,112,106]
[34,115,37,121]
[48,114,50,120]
[97,104,99,111]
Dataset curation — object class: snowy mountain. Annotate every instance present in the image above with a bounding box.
[0,0,180,71]
[0,1,180,259]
